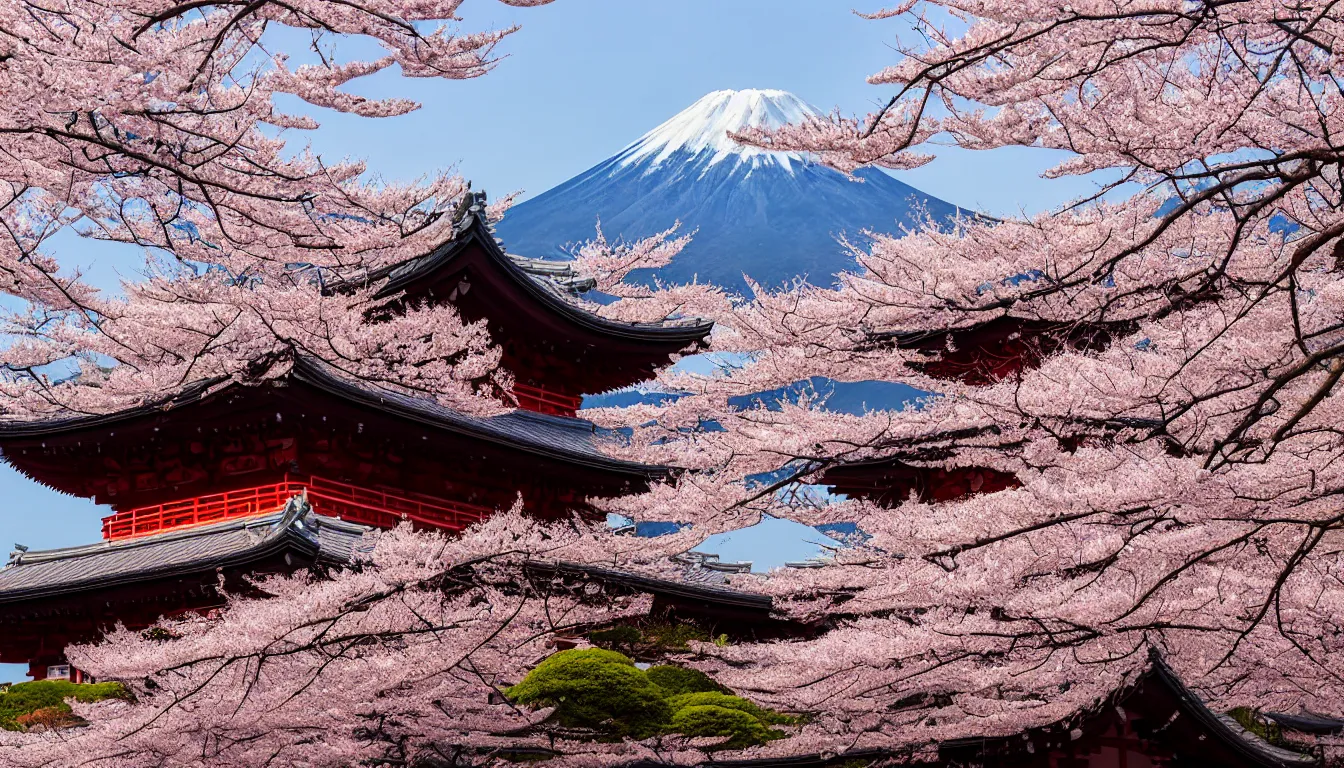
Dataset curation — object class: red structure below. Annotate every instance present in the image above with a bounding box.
[511,383,584,417]
[101,475,492,541]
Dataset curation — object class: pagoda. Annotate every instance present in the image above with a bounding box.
[818,317,1121,505]
[0,193,711,680]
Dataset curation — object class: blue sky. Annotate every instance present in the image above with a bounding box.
[0,0,1110,682]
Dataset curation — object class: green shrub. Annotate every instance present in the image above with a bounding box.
[507,650,795,748]
[647,666,726,696]
[670,704,783,749]
[667,691,798,726]
[505,649,671,738]
[0,680,130,731]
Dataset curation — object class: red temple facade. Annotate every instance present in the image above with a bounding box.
[0,356,663,530]
[874,317,1131,387]
[823,456,1020,507]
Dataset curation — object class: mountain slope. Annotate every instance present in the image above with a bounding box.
[495,89,964,293]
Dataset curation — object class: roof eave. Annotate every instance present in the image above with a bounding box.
[0,521,321,606]
[0,363,671,481]
[290,358,672,479]
[531,560,774,612]
[0,376,230,439]
[378,214,713,345]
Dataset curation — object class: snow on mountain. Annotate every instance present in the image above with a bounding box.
[495,88,966,293]
[616,89,820,173]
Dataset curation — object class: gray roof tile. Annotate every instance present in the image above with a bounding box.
[0,498,371,603]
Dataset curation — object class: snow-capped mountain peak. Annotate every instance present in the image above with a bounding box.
[616,88,821,172]
[496,88,964,293]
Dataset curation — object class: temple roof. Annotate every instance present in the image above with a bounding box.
[617,657,1322,768]
[507,253,597,293]
[0,498,370,604]
[0,356,663,479]
[297,358,657,474]
[352,196,712,342]
[1149,657,1319,768]
[938,651,1319,768]
[0,508,771,617]
[535,560,773,613]
[1266,710,1344,735]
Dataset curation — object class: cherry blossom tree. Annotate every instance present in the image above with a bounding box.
[567,223,729,326]
[0,0,553,416]
[578,0,1344,758]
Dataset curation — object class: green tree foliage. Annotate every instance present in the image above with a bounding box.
[507,649,792,748]
[504,649,671,738]
[0,681,130,731]
[670,705,778,750]
[646,666,725,696]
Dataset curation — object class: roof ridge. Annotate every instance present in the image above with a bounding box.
[7,506,306,567]
[367,203,713,337]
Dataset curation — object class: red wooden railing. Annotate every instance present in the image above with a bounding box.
[512,383,583,417]
[101,475,493,541]
[303,476,492,531]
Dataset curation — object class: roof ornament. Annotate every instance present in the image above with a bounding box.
[448,182,474,229]
[7,543,28,567]
[277,490,320,544]
[461,189,488,229]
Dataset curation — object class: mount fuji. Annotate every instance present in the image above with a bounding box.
[495,89,965,293]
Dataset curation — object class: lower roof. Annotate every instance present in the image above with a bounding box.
[938,651,1318,768]
[0,498,370,604]
[0,507,774,615]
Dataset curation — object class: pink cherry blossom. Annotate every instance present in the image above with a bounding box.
[13,0,1344,765]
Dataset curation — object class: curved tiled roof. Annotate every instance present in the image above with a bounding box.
[1266,711,1344,735]
[1149,656,1319,768]
[0,356,667,479]
[0,519,769,617]
[0,498,370,604]
[936,650,1320,768]
[355,197,712,343]
[292,358,664,476]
